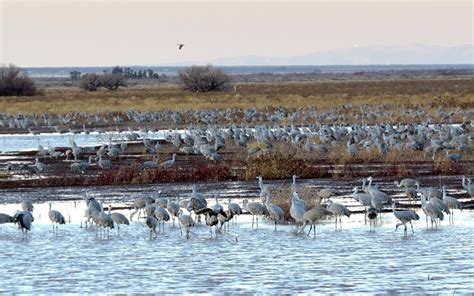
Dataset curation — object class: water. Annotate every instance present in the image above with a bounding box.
[1,200,473,293]
[0,131,170,153]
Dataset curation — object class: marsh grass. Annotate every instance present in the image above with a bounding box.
[268,186,323,220]
[0,79,472,118]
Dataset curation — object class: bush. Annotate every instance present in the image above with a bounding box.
[0,64,39,96]
[179,65,231,92]
[99,74,127,90]
[79,74,101,91]
[242,152,307,181]
[79,73,126,91]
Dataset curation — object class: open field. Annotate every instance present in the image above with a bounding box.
[0,76,473,116]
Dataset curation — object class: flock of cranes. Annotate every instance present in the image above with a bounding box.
[0,175,471,239]
[2,104,471,180]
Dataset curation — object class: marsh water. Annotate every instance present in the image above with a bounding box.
[0,186,473,294]
[0,131,166,153]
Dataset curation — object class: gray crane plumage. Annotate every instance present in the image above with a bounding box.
[48,203,66,232]
[326,199,351,229]
[392,202,419,235]
[301,207,333,237]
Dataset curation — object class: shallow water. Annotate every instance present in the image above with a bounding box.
[0,131,168,153]
[1,200,473,294]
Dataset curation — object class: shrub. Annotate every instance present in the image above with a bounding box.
[0,64,39,96]
[79,73,126,91]
[178,65,231,92]
[79,74,101,91]
[99,74,127,90]
[242,152,307,181]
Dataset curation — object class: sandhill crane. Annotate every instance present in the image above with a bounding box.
[227,197,242,225]
[317,188,335,201]
[97,202,114,238]
[416,182,442,200]
[211,195,223,213]
[141,156,159,170]
[264,194,284,231]
[48,203,66,233]
[427,193,450,221]
[326,199,351,229]
[217,209,234,233]
[34,158,46,173]
[82,193,101,228]
[97,155,112,170]
[13,211,33,237]
[109,206,129,235]
[195,207,226,238]
[155,207,170,233]
[145,215,158,240]
[392,201,420,235]
[257,176,278,196]
[243,199,267,229]
[0,213,14,224]
[291,175,300,193]
[187,185,207,221]
[405,187,417,207]
[366,176,392,205]
[178,211,195,239]
[394,178,418,189]
[0,213,14,232]
[461,176,474,197]
[70,156,93,174]
[421,193,444,228]
[351,186,371,224]
[130,195,156,221]
[290,191,306,234]
[301,207,332,238]
[446,150,462,162]
[160,153,176,169]
[166,197,181,227]
[145,198,157,217]
[367,207,378,231]
[21,198,34,212]
[441,186,463,223]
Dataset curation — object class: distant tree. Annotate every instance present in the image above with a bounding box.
[146,69,154,78]
[69,71,82,80]
[0,64,40,96]
[99,74,127,90]
[178,65,231,92]
[112,66,123,75]
[79,74,101,91]
[79,73,126,91]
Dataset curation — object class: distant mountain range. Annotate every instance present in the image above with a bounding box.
[208,44,474,66]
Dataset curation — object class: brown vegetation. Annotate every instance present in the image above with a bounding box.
[0,64,40,96]
[79,73,126,91]
[179,65,231,92]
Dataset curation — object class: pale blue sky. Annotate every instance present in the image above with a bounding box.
[1,0,472,66]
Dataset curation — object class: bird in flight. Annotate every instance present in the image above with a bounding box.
[177,44,184,50]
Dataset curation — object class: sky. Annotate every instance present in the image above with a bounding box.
[0,0,472,67]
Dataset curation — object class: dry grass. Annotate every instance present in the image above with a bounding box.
[269,186,323,220]
[0,78,472,115]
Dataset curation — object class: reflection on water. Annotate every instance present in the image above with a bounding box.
[0,200,473,293]
[0,131,168,153]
